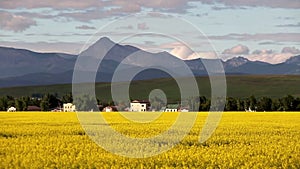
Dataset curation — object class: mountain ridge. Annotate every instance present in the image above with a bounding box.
[0,37,299,87]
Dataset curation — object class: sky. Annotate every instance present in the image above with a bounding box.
[0,0,299,64]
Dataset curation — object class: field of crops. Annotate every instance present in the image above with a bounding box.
[0,112,300,168]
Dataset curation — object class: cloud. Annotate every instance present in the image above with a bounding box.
[137,22,149,30]
[222,44,249,55]
[281,47,300,54]
[0,0,191,11]
[247,52,296,64]
[276,22,300,27]
[185,51,217,60]
[221,45,300,64]
[0,11,36,32]
[170,44,193,59]
[2,0,298,11]
[209,33,300,43]
[252,49,274,55]
[168,42,217,60]
[75,25,96,30]
[199,0,300,9]
[0,0,297,24]
[258,41,284,46]
[117,25,134,30]
[0,0,106,10]
[0,41,83,54]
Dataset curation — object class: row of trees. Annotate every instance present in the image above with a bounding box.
[191,95,300,112]
[0,93,300,112]
[0,93,73,111]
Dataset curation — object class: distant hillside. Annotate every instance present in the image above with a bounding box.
[0,37,299,87]
[0,75,299,102]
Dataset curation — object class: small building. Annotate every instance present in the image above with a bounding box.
[179,107,189,112]
[63,103,76,112]
[103,106,112,112]
[103,106,118,112]
[27,106,41,111]
[130,100,150,112]
[165,104,179,112]
[245,107,255,112]
[7,107,16,112]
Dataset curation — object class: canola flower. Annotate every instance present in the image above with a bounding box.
[0,112,299,168]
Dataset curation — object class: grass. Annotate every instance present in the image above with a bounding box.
[0,75,300,101]
[0,112,300,168]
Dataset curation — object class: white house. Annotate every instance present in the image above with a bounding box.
[63,103,76,112]
[7,107,16,112]
[130,100,150,112]
[165,104,179,112]
[103,106,112,112]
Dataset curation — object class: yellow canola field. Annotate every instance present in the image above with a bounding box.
[0,112,299,168]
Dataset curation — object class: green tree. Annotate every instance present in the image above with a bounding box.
[236,98,244,111]
[40,94,50,111]
[279,95,295,111]
[74,94,97,111]
[62,93,73,103]
[258,97,272,111]
[249,95,257,111]
[0,97,8,111]
[295,97,300,111]
[225,97,237,111]
[15,99,24,111]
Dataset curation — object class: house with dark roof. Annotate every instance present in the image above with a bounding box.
[130,100,150,112]
[165,104,179,112]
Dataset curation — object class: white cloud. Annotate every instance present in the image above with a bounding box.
[137,23,149,30]
[75,25,96,30]
[209,33,300,43]
[170,44,193,59]
[247,53,295,64]
[168,43,217,60]
[185,52,217,60]
[0,11,36,32]
[222,44,249,55]
[0,41,83,54]
[281,46,300,54]
[222,45,300,64]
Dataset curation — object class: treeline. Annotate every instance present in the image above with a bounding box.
[0,93,115,111]
[0,93,300,112]
[0,93,73,111]
[197,95,300,112]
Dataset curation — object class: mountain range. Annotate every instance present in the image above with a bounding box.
[0,37,299,88]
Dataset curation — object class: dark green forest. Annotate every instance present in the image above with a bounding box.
[0,93,299,112]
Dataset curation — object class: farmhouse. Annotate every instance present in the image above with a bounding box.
[7,107,16,112]
[102,106,118,112]
[63,103,76,112]
[27,106,41,111]
[165,104,179,112]
[130,100,150,112]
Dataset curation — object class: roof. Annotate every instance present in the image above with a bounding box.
[166,104,179,109]
[131,100,150,103]
[27,106,41,111]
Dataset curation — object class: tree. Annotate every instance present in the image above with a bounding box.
[40,94,50,111]
[280,95,295,111]
[225,97,237,111]
[0,97,8,111]
[62,93,73,103]
[199,96,211,111]
[15,99,24,111]
[295,97,300,111]
[249,95,257,111]
[74,94,97,111]
[258,97,272,111]
[236,98,244,111]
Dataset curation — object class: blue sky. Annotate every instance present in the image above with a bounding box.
[0,0,299,63]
